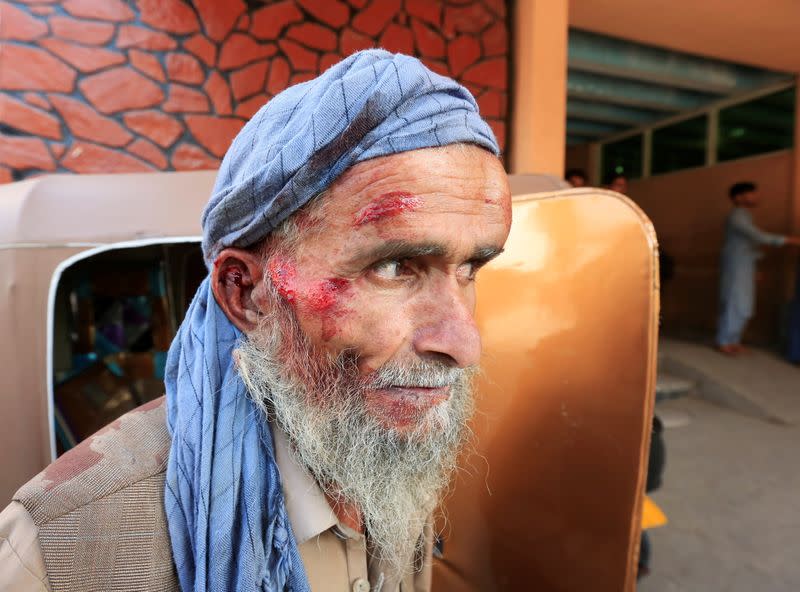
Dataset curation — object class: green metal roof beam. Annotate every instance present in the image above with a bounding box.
[567,99,661,126]
[566,119,627,137]
[567,135,594,146]
[568,70,714,112]
[569,30,790,95]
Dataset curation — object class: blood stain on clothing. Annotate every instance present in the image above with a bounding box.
[353,191,422,227]
[42,446,103,492]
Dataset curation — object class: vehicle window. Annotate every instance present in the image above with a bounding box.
[51,242,205,454]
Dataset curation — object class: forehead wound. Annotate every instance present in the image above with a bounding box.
[354,192,423,226]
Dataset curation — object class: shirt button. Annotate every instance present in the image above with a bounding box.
[352,578,371,592]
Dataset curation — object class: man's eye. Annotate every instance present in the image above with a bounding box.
[372,259,413,279]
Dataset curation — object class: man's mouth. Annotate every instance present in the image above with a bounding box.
[366,385,451,428]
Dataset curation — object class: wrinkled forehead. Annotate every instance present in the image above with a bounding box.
[312,146,508,222]
[269,146,511,266]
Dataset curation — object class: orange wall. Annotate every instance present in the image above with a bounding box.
[0,0,509,183]
[627,151,795,343]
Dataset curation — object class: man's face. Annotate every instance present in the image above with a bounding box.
[232,144,510,573]
[567,175,586,187]
[609,176,628,195]
[259,145,511,431]
[737,190,760,208]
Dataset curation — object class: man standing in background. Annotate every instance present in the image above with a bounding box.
[565,168,587,187]
[717,182,800,355]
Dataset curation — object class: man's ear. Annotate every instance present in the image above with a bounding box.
[211,248,265,333]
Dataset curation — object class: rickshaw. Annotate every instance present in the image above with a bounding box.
[0,171,659,590]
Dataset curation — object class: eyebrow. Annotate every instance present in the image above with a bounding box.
[352,240,504,264]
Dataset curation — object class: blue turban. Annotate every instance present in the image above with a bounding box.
[164,49,499,592]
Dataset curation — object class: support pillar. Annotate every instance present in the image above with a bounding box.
[508,0,568,176]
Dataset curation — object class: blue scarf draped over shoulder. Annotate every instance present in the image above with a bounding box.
[164,49,499,591]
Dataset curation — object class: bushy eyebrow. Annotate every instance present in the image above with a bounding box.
[352,240,504,265]
[469,245,504,265]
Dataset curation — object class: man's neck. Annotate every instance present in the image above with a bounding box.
[325,491,364,533]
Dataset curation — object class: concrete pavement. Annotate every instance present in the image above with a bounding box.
[639,341,800,591]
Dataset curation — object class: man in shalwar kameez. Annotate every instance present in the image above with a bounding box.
[0,50,512,592]
[717,182,800,355]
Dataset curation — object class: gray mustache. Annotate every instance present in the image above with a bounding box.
[368,362,468,389]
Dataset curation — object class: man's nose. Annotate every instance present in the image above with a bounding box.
[412,286,481,368]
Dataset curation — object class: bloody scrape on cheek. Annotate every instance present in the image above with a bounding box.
[268,255,298,302]
[305,277,350,312]
[268,254,353,341]
[353,191,422,227]
[306,277,352,341]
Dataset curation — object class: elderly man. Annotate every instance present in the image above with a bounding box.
[0,50,511,591]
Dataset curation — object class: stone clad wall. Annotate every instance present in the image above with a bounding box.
[0,0,509,183]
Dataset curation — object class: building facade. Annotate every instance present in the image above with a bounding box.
[0,0,509,180]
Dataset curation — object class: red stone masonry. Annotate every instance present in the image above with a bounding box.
[0,0,509,181]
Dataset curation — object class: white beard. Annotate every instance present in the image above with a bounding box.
[235,289,476,577]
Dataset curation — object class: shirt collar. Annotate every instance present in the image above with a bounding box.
[271,423,339,545]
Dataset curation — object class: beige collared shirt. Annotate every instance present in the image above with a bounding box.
[272,425,433,592]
